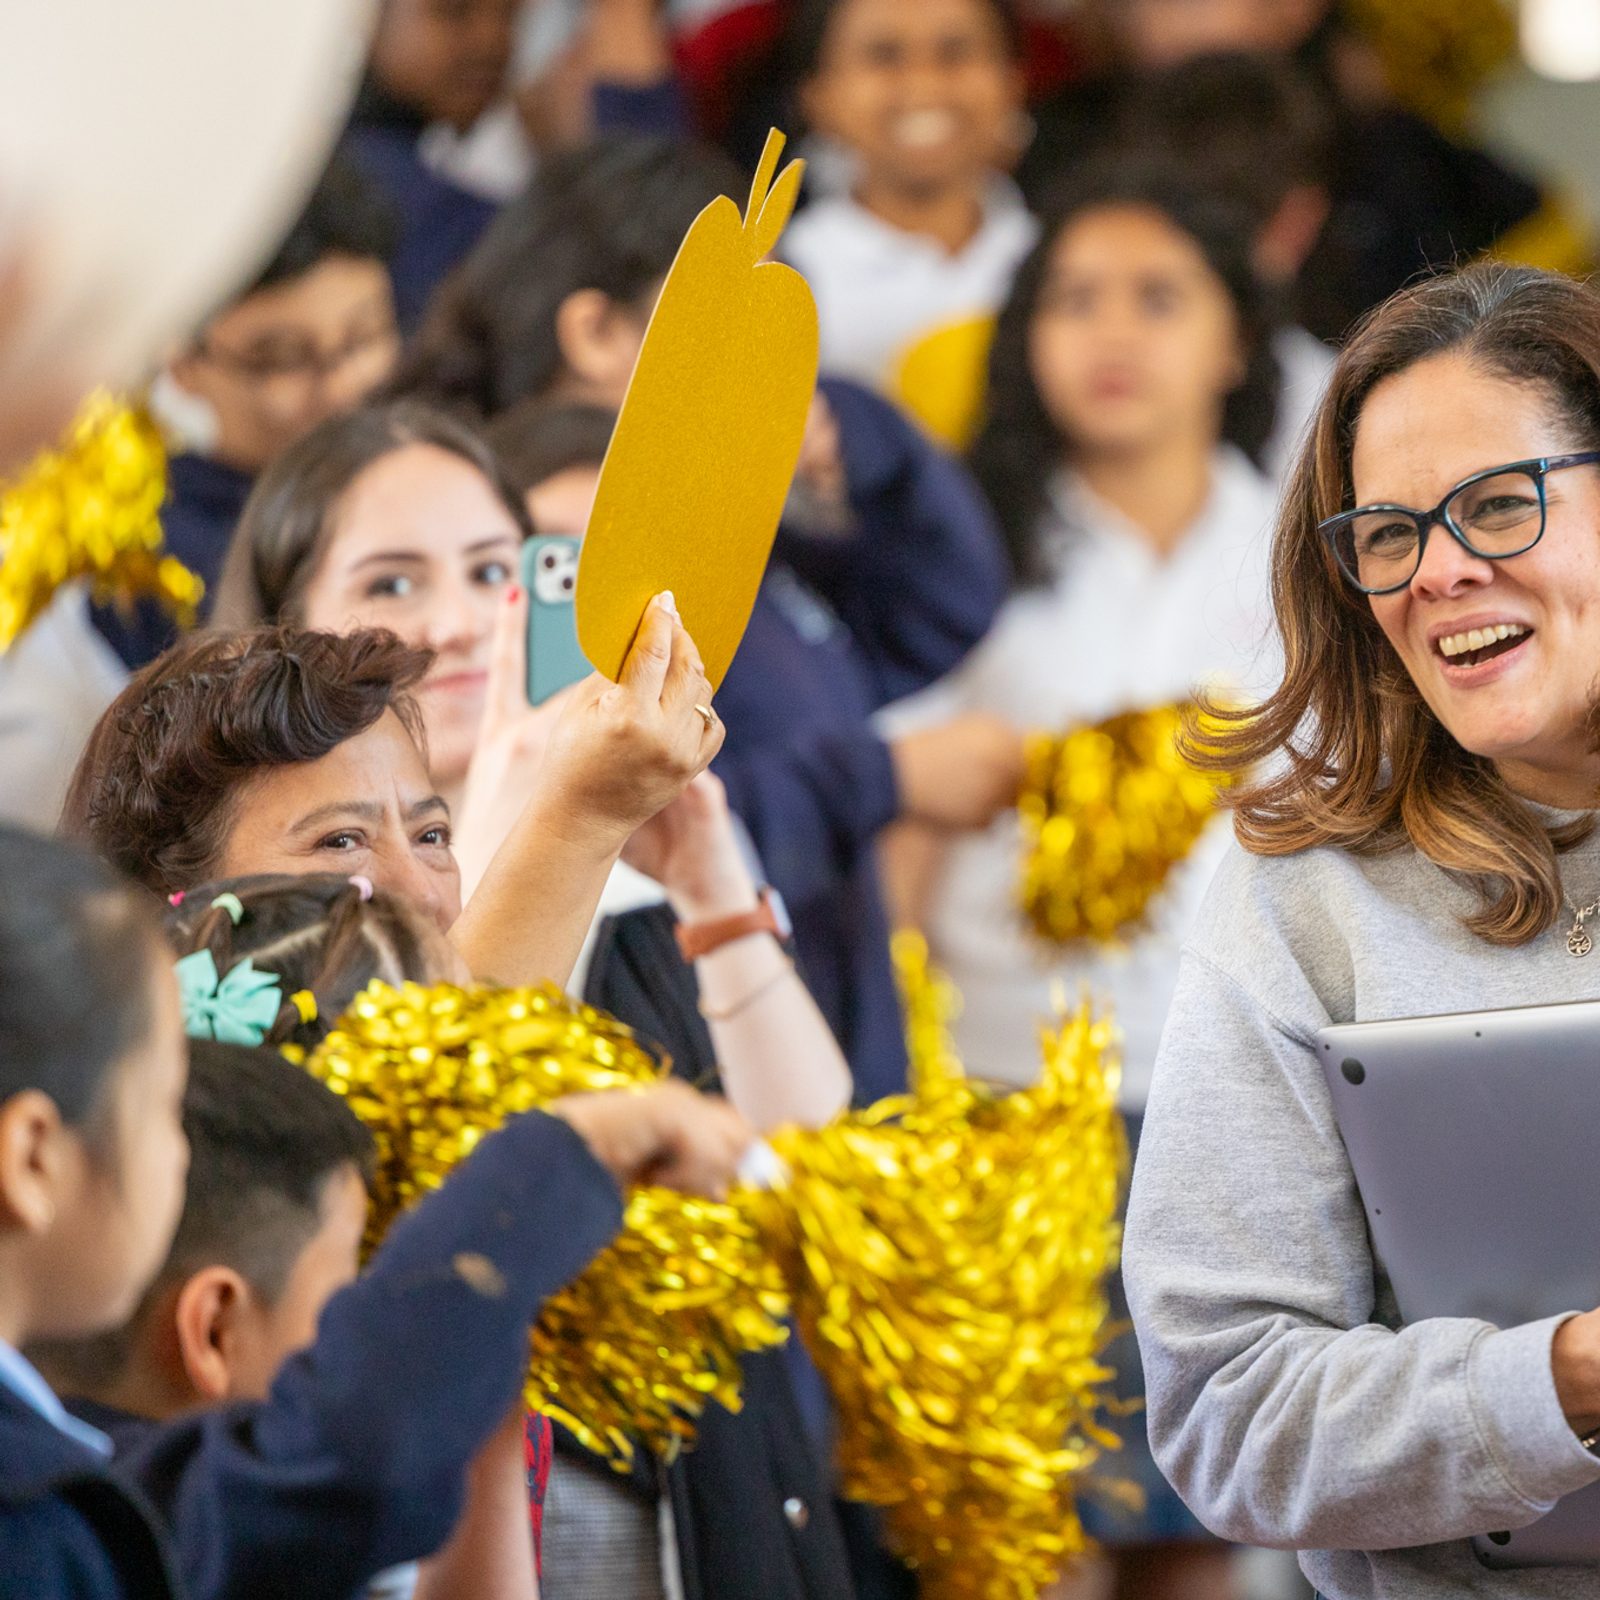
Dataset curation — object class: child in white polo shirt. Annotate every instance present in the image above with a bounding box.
[779,0,1035,437]
[882,159,1286,1600]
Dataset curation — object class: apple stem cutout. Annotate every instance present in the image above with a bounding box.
[575,128,819,691]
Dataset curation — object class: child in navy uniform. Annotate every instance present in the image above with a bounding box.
[0,828,752,1600]
[35,1039,553,1599]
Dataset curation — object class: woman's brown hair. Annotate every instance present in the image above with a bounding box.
[1202,261,1600,944]
[61,627,433,897]
[212,399,531,630]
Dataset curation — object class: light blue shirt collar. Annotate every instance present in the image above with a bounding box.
[0,1337,113,1459]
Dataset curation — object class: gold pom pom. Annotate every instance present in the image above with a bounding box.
[749,984,1124,1599]
[0,393,201,651]
[310,971,1124,1597]
[1017,702,1243,948]
[307,980,789,1468]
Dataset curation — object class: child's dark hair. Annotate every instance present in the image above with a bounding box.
[165,873,444,1056]
[486,400,618,497]
[214,400,532,630]
[392,135,744,417]
[782,0,1022,85]
[0,827,164,1139]
[32,1040,375,1395]
[249,148,399,297]
[1114,52,1334,232]
[971,158,1282,587]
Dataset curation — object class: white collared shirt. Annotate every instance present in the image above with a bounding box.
[780,183,1038,390]
[0,585,127,833]
[881,447,1281,1108]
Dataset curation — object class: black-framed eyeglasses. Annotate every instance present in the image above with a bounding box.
[194,320,398,387]
[1318,452,1600,595]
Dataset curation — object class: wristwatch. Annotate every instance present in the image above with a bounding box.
[674,887,783,961]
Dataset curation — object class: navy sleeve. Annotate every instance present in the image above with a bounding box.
[778,379,1008,708]
[714,726,899,913]
[126,1110,623,1600]
[591,78,688,137]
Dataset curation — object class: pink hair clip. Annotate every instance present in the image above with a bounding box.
[348,875,374,902]
[167,891,186,907]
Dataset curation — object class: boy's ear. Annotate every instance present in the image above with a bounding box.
[0,1090,72,1234]
[553,288,640,398]
[172,1267,255,1404]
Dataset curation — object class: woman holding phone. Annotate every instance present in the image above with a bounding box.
[213,396,852,1129]
[1124,261,1600,1597]
[212,396,857,1600]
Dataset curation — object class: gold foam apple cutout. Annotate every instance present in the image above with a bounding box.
[577,129,819,690]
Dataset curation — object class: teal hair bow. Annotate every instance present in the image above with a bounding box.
[175,950,284,1046]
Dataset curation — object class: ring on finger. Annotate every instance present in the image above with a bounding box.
[693,702,717,731]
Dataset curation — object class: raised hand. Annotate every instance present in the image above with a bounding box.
[535,592,724,855]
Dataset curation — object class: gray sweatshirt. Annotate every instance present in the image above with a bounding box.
[1123,816,1600,1598]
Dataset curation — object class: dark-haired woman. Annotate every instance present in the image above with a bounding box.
[887,165,1283,1600]
[1124,260,1600,1598]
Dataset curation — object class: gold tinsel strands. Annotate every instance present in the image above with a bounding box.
[0,392,201,651]
[748,938,1124,1599]
[307,980,790,1467]
[1018,701,1244,948]
[310,975,1126,1597]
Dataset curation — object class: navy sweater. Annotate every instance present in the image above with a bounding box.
[712,379,1008,1105]
[90,453,255,673]
[0,1109,621,1600]
[343,81,688,333]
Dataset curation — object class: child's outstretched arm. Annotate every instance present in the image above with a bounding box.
[121,1085,751,1600]
[624,772,852,1130]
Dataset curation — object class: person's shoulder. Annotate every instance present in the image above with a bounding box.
[1273,323,1336,382]
[0,1391,169,1599]
[1209,444,1279,523]
[0,1496,136,1600]
[1188,835,1423,1031]
[779,194,861,261]
[978,182,1040,258]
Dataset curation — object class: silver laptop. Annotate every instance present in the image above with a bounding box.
[1317,999,1600,1569]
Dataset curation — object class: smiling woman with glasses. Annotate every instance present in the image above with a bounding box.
[1119,261,1600,1600]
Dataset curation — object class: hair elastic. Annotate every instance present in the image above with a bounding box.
[209,892,245,925]
[289,989,319,1025]
[348,875,374,902]
[167,890,187,907]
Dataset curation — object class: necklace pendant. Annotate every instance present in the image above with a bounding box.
[1569,925,1594,958]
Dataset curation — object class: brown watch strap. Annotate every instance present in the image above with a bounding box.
[675,887,783,961]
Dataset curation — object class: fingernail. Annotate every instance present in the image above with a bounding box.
[656,590,678,618]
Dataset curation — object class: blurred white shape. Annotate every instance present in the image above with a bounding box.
[0,0,375,399]
[1522,0,1600,82]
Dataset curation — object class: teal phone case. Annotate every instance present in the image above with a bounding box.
[521,536,591,705]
